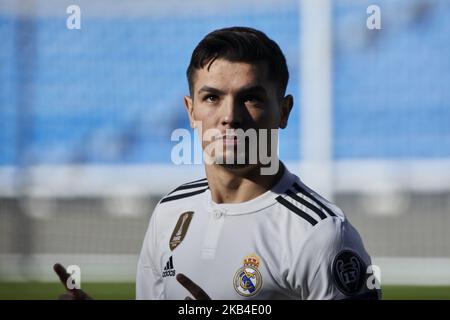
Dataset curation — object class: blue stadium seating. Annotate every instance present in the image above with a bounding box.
[0,1,449,166]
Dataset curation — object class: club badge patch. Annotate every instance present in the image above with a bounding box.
[233,254,263,297]
[332,250,366,295]
[169,211,194,251]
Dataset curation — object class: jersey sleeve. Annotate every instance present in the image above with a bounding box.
[136,205,164,300]
[292,216,381,300]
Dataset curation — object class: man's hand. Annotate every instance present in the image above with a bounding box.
[176,273,211,300]
[53,263,92,300]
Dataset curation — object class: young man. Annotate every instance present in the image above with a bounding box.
[135,27,380,300]
[54,27,380,300]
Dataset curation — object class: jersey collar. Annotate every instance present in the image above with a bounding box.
[202,163,296,215]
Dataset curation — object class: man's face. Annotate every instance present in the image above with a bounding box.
[184,58,292,168]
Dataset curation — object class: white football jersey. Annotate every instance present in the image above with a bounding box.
[136,165,380,300]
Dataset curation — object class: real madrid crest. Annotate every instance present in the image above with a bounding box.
[169,211,194,251]
[233,254,263,297]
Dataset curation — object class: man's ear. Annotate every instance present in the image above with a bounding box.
[184,95,196,128]
[279,94,293,129]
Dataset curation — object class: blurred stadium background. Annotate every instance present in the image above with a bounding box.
[1,0,450,299]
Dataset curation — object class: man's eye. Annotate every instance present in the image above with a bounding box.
[204,95,218,103]
[244,96,261,105]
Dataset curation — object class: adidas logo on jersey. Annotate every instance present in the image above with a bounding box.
[162,256,176,277]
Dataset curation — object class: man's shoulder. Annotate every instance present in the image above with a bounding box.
[277,178,368,262]
[274,177,346,229]
[156,177,209,208]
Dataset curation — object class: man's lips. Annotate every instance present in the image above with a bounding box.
[222,135,238,146]
[213,135,238,146]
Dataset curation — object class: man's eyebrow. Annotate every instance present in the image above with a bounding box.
[198,85,268,95]
[238,85,267,95]
[198,86,225,95]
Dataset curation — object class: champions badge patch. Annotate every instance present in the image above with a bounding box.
[332,250,366,295]
[169,211,194,251]
[233,254,263,297]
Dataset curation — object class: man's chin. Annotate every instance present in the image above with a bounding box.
[218,162,253,170]
[213,152,252,169]
[213,156,260,173]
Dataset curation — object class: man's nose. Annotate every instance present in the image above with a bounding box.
[221,98,242,128]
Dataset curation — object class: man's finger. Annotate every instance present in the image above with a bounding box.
[53,263,93,300]
[176,273,211,300]
[58,292,76,300]
[53,263,70,290]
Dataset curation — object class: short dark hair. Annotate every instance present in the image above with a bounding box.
[186,26,289,98]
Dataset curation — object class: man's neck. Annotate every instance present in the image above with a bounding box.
[205,161,285,204]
